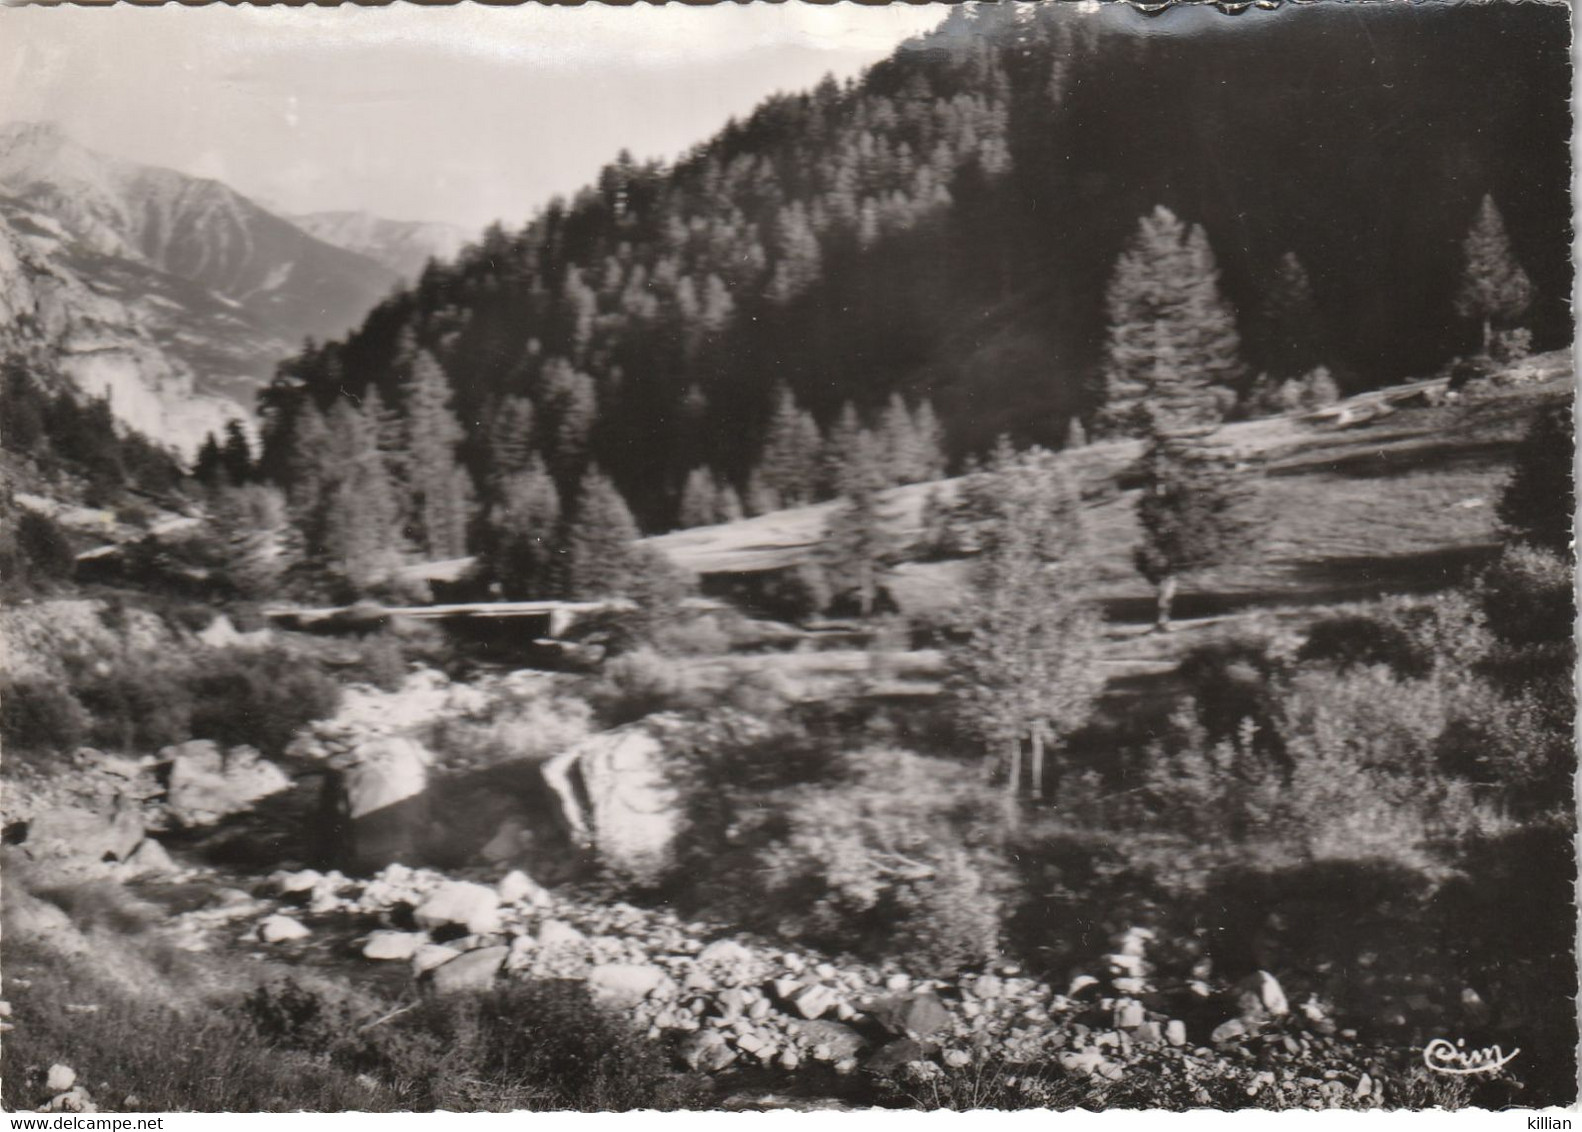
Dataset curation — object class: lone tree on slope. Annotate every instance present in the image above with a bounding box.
[1455,195,1534,357]
[1134,430,1263,632]
[1097,206,1244,436]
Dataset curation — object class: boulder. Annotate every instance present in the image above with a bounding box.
[334,735,432,871]
[257,914,310,943]
[362,930,426,961]
[680,1030,737,1072]
[789,984,840,1020]
[161,741,290,827]
[788,1019,868,1060]
[588,963,668,1008]
[428,945,508,994]
[562,724,680,882]
[1234,970,1289,1019]
[867,991,952,1039]
[697,939,754,967]
[536,919,587,949]
[865,1038,928,1076]
[413,881,501,936]
[121,838,177,877]
[46,1065,77,1093]
[496,869,552,908]
[411,943,463,976]
[23,800,143,865]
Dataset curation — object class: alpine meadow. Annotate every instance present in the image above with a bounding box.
[0,0,1574,1116]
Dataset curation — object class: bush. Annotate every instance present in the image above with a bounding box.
[0,678,90,754]
[187,647,342,758]
[751,747,1014,971]
[0,509,75,596]
[73,663,195,753]
[243,977,708,1111]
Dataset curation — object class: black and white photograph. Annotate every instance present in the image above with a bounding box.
[0,0,1574,1117]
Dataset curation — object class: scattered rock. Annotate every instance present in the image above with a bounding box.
[788,1019,867,1060]
[866,1038,928,1076]
[122,837,177,877]
[256,914,310,943]
[362,931,426,961]
[161,741,290,827]
[38,1087,96,1114]
[411,943,463,976]
[680,1030,737,1072]
[428,945,508,994]
[496,869,551,908]
[868,991,952,1039]
[698,939,754,966]
[413,881,502,936]
[588,963,667,1008]
[789,983,840,1020]
[1166,1020,1188,1047]
[536,919,588,949]
[1211,1018,1249,1044]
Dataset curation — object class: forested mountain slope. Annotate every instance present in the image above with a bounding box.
[258,1,1571,530]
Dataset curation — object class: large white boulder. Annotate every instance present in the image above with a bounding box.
[413,881,501,936]
[560,723,680,882]
[161,741,290,827]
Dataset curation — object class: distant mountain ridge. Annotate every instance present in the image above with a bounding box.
[0,122,467,455]
[290,210,470,282]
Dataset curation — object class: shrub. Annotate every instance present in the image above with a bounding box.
[243,977,708,1111]
[752,747,1014,971]
[0,509,75,596]
[0,678,90,754]
[1476,543,1572,650]
[186,647,342,758]
[73,663,195,753]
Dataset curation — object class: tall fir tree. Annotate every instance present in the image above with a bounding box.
[193,433,224,489]
[563,465,643,599]
[819,430,894,617]
[1134,430,1262,631]
[220,420,253,486]
[1455,195,1534,355]
[540,359,599,488]
[398,350,472,559]
[759,384,822,507]
[879,392,923,485]
[678,466,722,529]
[911,397,948,481]
[482,454,563,598]
[949,448,1101,800]
[488,395,537,483]
[1098,206,1244,434]
[315,399,403,593]
[822,401,865,498]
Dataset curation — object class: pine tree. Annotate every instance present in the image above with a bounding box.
[716,480,745,523]
[1098,206,1244,435]
[193,433,224,489]
[564,465,642,599]
[1455,195,1534,355]
[678,466,721,529]
[1259,252,1327,381]
[398,351,471,559]
[1497,399,1573,558]
[911,397,948,480]
[879,392,922,485]
[540,359,599,487]
[759,384,821,508]
[819,430,894,617]
[209,483,291,599]
[284,402,330,513]
[220,420,253,486]
[949,448,1101,800]
[482,454,563,598]
[1134,431,1263,631]
[488,396,537,483]
[822,401,864,498]
[316,399,403,593]
[745,468,779,517]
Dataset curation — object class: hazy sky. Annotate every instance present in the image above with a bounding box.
[1,2,949,234]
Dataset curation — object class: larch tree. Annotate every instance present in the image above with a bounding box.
[879,393,923,484]
[563,465,643,599]
[1259,252,1328,381]
[819,429,895,617]
[488,395,537,483]
[678,466,722,529]
[822,401,865,498]
[1455,195,1534,356]
[220,420,253,486]
[1098,206,1243,435]
[1134,430,1263,632]
[759,384,822,508]
[540,359,599,488]
[911,397,948,481]
[398,350,472,560]
[482,454,563,599]
[949,447,1102,801]
[316,399,403,593]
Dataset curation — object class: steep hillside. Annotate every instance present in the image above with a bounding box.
[0,122,398,344]
[291,210,471,282]
[260,1,1570,529]
[0,197,241,452]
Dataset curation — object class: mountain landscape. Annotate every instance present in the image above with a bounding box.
[0,121,464,454]
[0,1,1573,1118]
